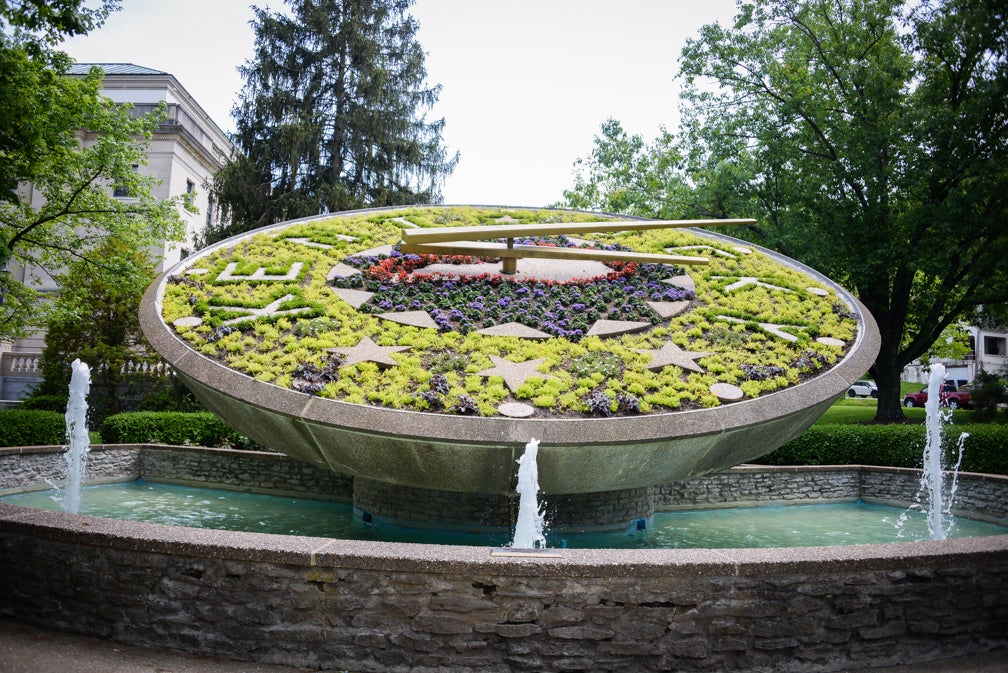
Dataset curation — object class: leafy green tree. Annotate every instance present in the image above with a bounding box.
[0,0,116,51]
[1,0,117,199]
[558,119,692,219]
[970,368,1007,421]
[1,0,186,340]
[0,65,187,339]
[37,236,160,423]
[567,0,1008,422]
[679,0,1008,422]
[210,0,458,241]
[970,303,1008,332]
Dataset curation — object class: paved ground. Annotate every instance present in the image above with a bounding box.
[1,617,1005,673]
[0,619,313,673]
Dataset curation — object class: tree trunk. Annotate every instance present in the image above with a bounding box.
[871,359,906,423]
[869,315,909,423]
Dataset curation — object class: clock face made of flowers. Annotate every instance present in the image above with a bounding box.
[161,207,858,419]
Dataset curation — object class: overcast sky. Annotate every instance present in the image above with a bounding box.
[61,0,739,207]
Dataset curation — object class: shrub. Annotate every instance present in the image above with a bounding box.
[970,370,1008,421]
[954,425,1008,475]
[756,423,1008,475]
[99,412,240,447]
[19,394,68,412]
[0,410,65,446]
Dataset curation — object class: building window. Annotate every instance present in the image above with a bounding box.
[206,195,215,228]
[984,335,1006,357]
[186,179,195,194]
[113,164,139,197]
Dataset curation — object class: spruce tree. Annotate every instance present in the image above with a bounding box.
[210,0,458,240]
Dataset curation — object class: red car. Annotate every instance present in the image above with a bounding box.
[902,383,972,410]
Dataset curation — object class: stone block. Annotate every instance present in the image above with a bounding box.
[610,618,667,641]
[389,632,440,653]
[493,623,541,638]
[538,606,584,627]
[598,640,662,656]
[659,634,709,659]
[505,602,542,623]
[713,636,749,651]
[860,620,907,639]
[410,612,474,635]
[548,625,614,640]
[753,637,800,651]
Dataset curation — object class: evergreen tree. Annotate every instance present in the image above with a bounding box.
[210,0,458,240]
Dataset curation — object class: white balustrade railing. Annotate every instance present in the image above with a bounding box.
[1,353,171,378]
[0,353,41,376]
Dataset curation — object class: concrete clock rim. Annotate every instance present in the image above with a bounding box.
[141,206,879,451]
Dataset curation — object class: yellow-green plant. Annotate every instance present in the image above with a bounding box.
[160,207,859,417]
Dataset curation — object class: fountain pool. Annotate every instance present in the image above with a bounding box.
[1,443,1007,672]
[2,479,1006,548]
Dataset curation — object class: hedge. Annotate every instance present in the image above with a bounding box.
[5,409,1004,476]
[756,423,1008,475]
[99,411,240,447]
[0,410,66,447]
[19,395,69,413]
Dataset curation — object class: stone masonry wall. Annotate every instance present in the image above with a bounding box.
[354,477,514,529]
[0,444,353,501]
[0,522,1005,673]
[353,479,655,532]
[140,446,353,500]
[544,487,654,530]
[655,466,862,509]
[860,466,1008,523]
[0,445,140,495]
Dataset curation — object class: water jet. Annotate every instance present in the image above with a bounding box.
[48,358,91,514]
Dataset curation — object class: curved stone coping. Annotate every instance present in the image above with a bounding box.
[140,208,881,448]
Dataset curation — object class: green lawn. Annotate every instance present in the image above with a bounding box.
[816,381,991,425]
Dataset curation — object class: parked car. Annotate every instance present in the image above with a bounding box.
[902,383,972,409]
[847,380,878,398]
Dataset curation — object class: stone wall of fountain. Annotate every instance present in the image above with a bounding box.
[1,444,1007,672]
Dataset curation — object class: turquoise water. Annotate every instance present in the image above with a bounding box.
[3,481,1006,549]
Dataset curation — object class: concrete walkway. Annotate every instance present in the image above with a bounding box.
[1,618,1004,673]
[0,619,313,673]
